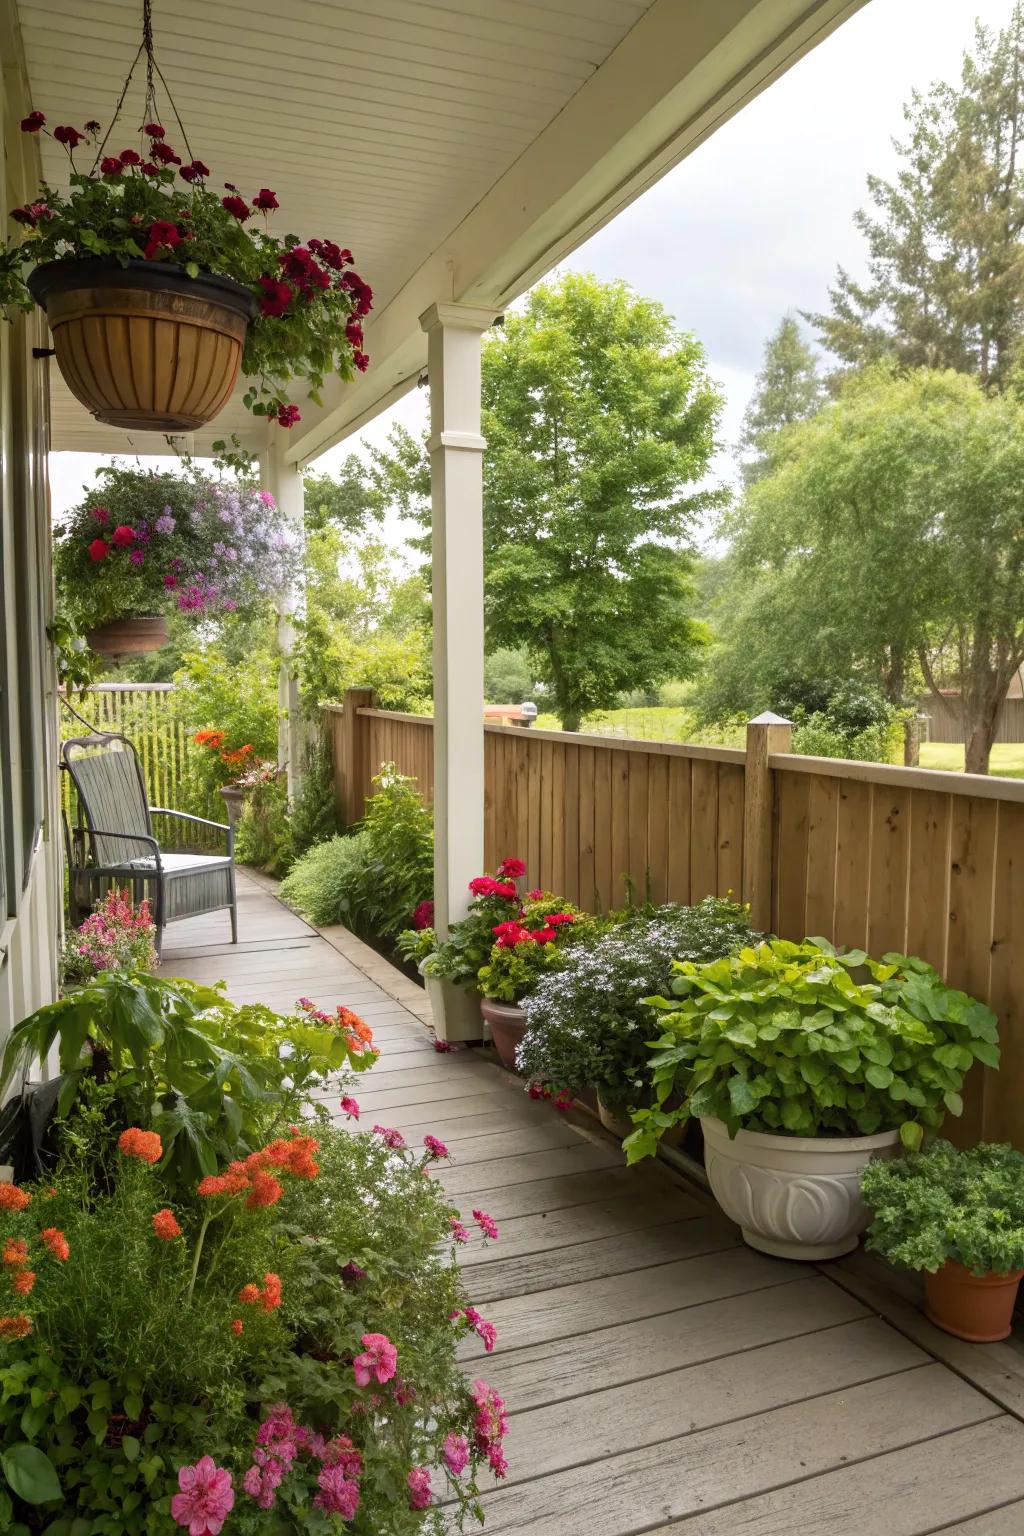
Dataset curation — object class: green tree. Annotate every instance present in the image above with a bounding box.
[808,7,1024,390]
[703,367,1024,773]
[738,316,823,483]
[304,457,378,535]
[368,275,725,731]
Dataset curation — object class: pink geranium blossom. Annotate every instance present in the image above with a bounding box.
[353,1332,397,1386]
[407,1466,432,1510]
[423,1134,450,1161]
[372,1124,405,1150]
[314,1466,360,1518]
[340,1096,360,1119]
[170,1457,234,1535]
[443,1433,470,1477]
[450,1217,469,1243]
[472,1208,499,1241]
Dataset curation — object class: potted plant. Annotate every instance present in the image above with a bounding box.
[477,891,587,1071]
[190,729,263,825]
[625,939,1001,1260]
[54,465,301,657]
[861,1140,1024,1341]
[517,897,757,1137]
[2,115,371,431]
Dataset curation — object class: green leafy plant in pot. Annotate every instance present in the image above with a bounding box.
[861,1140,1024,1341]
[626,938,1000,1260]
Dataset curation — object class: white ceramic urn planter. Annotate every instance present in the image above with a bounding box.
[700,1115,900,1260]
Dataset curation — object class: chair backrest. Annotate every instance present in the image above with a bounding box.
[62,734,153,866]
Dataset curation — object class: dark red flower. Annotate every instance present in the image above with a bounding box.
[144,122,166,139]
[151,142,181,165]
[11,203,52,227]
[180,160,210,183]
[140,161,160,176]
[84,120,102,135]
[411,899,434,931]
[143,220,183,260]
[354,350,370,373]
[53,125,84,149]
[341,271,373,317]
[111,525,137,547]
[345,317,363,347]
[119,148,141,166]
[89,538,109,562]
[99,156,123,175]
[20,111,45,133]
[311,238,350,271]
[222,195,250,221]
[531,926,557,944]
[274,404,301,428]
[252,188,279,211]
[257,276,292,317]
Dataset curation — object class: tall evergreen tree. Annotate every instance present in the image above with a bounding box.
[808,5,1024,391]
[738,316,823,483]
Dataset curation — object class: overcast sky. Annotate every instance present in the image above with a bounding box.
[51,0,1018,543]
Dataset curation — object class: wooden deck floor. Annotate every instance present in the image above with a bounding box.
[164,874,1024,1536]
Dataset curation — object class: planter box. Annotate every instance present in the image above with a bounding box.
[701,1114,900,1261]
[423,974,483,1044]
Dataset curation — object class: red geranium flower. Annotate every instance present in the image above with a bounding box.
[99,156,123,175]
[353,349,370,373]
[111,525,137,547]
[497,857,526,879]
[411,899,434,931]
[20,111,45,133]
[143,219,183,259]
[274,404,301,428]
[140,162,160,177]
[180,160,210,183]
[252,188,279,211]
[89,538,109,562]
[257,276,292,317]
[11,203,52,227]
[119,148,141,165]
[345,317,363,347]
[144,122,166,138]
[222,195,250,221]
[53,125,84,149]
[151,142,181,166]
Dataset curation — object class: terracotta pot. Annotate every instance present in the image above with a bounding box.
[923,1260,1024,1342]
[87,614,169,660]
[480,998,526,1072]
[28,259,257,432]
[596,1093,634,1140]
[701,1115,900,1260]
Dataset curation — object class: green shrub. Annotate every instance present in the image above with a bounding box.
[862,1140,1024,1276]
[518,898,757,1107]
[625,938,1000,1162]
[281,767,432,939]
[288,730,339,857]
[234,767,294,876]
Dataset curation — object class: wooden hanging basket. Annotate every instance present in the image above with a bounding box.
[28,259,258,432]
[87,614,169,661]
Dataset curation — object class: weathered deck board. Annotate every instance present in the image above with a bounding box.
[167,874,1024,1536]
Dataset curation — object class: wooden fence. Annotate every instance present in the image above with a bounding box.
[325,692,1024,1148]
[921,694,1024,745]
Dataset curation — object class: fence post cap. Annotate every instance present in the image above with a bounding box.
[748,711,792,726]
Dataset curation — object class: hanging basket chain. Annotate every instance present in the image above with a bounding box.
[90,0,194,173]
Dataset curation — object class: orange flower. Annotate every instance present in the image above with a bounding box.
[238,1283,261,1306]
[152,1209,182,1241]
[10,1269,35,1296]
[118,1128,162,1165]
[0,1314,32,1339]
[231,1318,243,1336]
[0,1185,31,1211]
[2,1239,28,1268]
[198,1168,248,1198]
[245,1171,283,1210]
[260,1272,282,1311]
[39,1228,70,1261]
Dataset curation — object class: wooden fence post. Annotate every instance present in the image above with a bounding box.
[742,711,791,932]
[339,687,375,829]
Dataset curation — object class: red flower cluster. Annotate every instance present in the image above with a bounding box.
[0,1185,31,1212]
[295,997,375,1055]
[258,276,292,318]
[179,159,210,183]
[118,1127,163,1164]
[272,403,301,428]
[497,857,526,879]
[143,219,185,260]
[40,1227,70,1261]
[222,194,251,221]
[469,876,517,900]
[20,110,45,132]
[53,124,85,149]
[492,914,572,947]
[238,1271,282,1311]
[253,188,279,212]
[198,1128,320,1208]
[152,1208,182,1241]
[411,899,434,931]
[11,202,54,227]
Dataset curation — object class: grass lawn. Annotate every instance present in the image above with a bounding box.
[531,708,1024,779]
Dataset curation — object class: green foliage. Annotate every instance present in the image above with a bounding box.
[862,1140,1024,1276]
[281,768,433,938]
[701,366,1024,772]
[234,769,294,877]
[288,732,339,858]
[476,895,592,1004]
[175,636,281,810]
[484,646,541,705]
[738,316,823,486]
[808,7,1024,392]
[518,899,757,1106]
[1,130,368,420]
[304,460,378,535]
[0,972,366,1193]
[624,938,1000,1162]
[47,613,99,694]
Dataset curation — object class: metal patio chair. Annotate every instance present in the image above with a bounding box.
[62,732,237,956]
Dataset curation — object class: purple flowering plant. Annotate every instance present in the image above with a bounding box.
[54,463,301,633]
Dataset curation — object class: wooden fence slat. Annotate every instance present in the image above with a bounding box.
[987,800,1024,1143]
[717,764,744,902]
[666,755,691,905]
[690,760,719,903]
[628,750,650,901]
[593,743,612,912]
[555,743,572,902]
[906,789,952,970]
[539,739,553,892]
[774,770,811,941]
[866,785,911,958]
[833,779,872,952]
[577,745,595,910]
[803,772,839,943]
[609,748,631,909]
[947,796,999,1147]
[645,754,670,906]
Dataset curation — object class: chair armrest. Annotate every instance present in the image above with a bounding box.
[74,828,162,869]
[150,808,234,857]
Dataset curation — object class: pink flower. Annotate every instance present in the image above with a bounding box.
[450,1218,469,1243]
[473,1209,499,1241]
[527,888,544,900]
[443,1433,470,1477]
[353,1332,397,1386]
[340,1096,360,1119]
[170,1456,234,1535]
[164,575,178,589]
[129,549,145,566]
[372,1124,405,1150]
[274,403,301,428]
[90,505,110,523]
[407,1466,432,1510]
[423,1134,450,1161]
[314,1466,360,1519]
[497,857,526,879]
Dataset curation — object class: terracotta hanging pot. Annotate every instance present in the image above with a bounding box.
[923,1260,1024,1342]
[28,259,258,432]
[87,614,169,661]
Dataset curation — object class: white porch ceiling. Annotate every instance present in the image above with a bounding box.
[15,0,867,462]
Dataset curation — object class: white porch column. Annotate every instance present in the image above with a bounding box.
[420,302,501,933]
[259,432,305,799]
